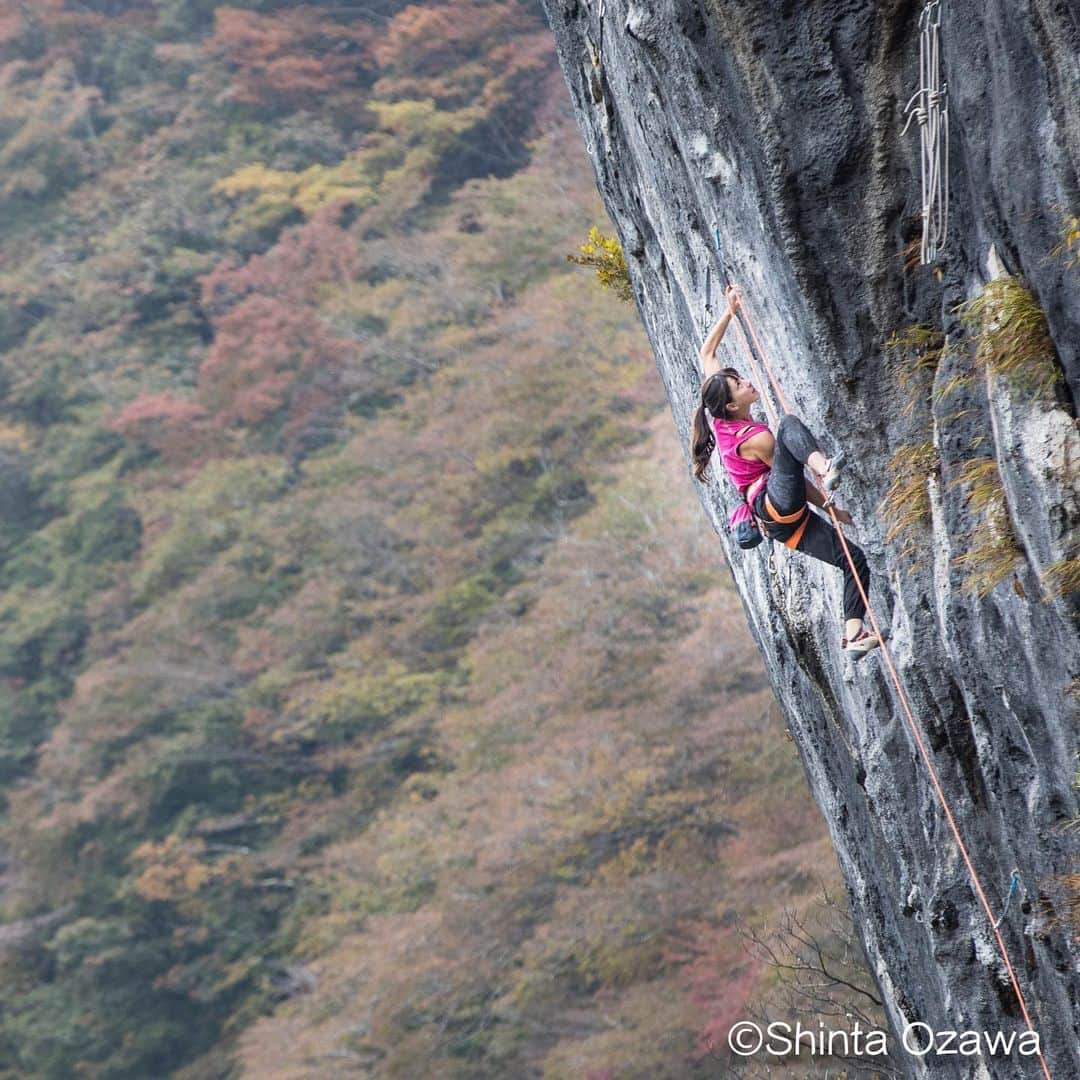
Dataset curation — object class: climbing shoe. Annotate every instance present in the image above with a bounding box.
[842,627,882,660]
[822,452,846,493]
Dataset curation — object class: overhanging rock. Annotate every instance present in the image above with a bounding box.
[542,1,1080,1075]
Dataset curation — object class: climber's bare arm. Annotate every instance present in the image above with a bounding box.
[738,429,774,464]
[698,286,741,376]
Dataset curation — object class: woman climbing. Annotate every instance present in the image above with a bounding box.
[691,287,882,658]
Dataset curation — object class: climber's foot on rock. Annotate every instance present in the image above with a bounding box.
[822,451,845,493]
[842,627,883,661]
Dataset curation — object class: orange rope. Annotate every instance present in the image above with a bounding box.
[728,312,781,429]
[729,285,1052,1080]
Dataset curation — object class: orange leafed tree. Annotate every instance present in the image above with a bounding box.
[373,0,552,110]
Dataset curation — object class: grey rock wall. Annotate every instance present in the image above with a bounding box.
[542,1,1080,1076]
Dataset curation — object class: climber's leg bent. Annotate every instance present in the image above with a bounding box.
[768,415,834,515]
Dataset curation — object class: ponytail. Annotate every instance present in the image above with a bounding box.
[691,368,740,481]
[691,402,715,480]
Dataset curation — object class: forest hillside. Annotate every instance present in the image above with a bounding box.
[0,3,863,1077]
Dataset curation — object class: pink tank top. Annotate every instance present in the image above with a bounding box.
[712,418,771,526]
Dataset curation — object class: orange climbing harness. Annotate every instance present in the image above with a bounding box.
[726,284,1053,1080]
[761,493,811,550]
[732,430,810,550]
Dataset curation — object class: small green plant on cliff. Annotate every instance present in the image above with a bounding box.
[885,325,951,418]
[948,457,1024,596]
[953,277,1061,398]
[878,442,939,567]
[567,226,634,302]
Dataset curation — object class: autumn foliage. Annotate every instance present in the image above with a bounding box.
[207,6,374,109]
[109,391,211,464]
[0,3,849,1078]
[374,1,553,111]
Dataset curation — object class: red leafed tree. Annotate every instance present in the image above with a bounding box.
[667,920,765,1061]
[0,4,22,49]
[109,391,211,464]
[199,204,361,316]
[197,294,350,428]
[0,1,97,37]
[195,205,359,451]
[0,0,151,68]
[207,5,373,109]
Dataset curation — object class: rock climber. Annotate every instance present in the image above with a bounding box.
[690,286,882,658]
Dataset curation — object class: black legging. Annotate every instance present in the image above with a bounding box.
[752,415,870,622]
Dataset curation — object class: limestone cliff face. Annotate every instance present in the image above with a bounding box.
[542,1,1080,1075]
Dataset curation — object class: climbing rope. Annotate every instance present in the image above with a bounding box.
[727,285,1052,1080]
[729,315,781,429]
[711,225,782,427]
[900,0,949,264]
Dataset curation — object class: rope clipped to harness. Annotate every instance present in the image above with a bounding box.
[901,0,949,264]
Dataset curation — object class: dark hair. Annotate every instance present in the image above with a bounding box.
[691,368,740,481]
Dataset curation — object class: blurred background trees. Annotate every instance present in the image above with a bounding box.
[0,3,859,1077]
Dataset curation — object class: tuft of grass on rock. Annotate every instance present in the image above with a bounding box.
[1049,210,1080,269]
[885,324,951,418]
[1063,872,1080,932]
[1062,753,1080,834]
[1042,557,1080,600]
[932,371,974,404]
[954,276,1061,398]
[948,457,1024,596]
[879,442,939,568]
[1058,758,1080,937]
[899,235,922,273]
